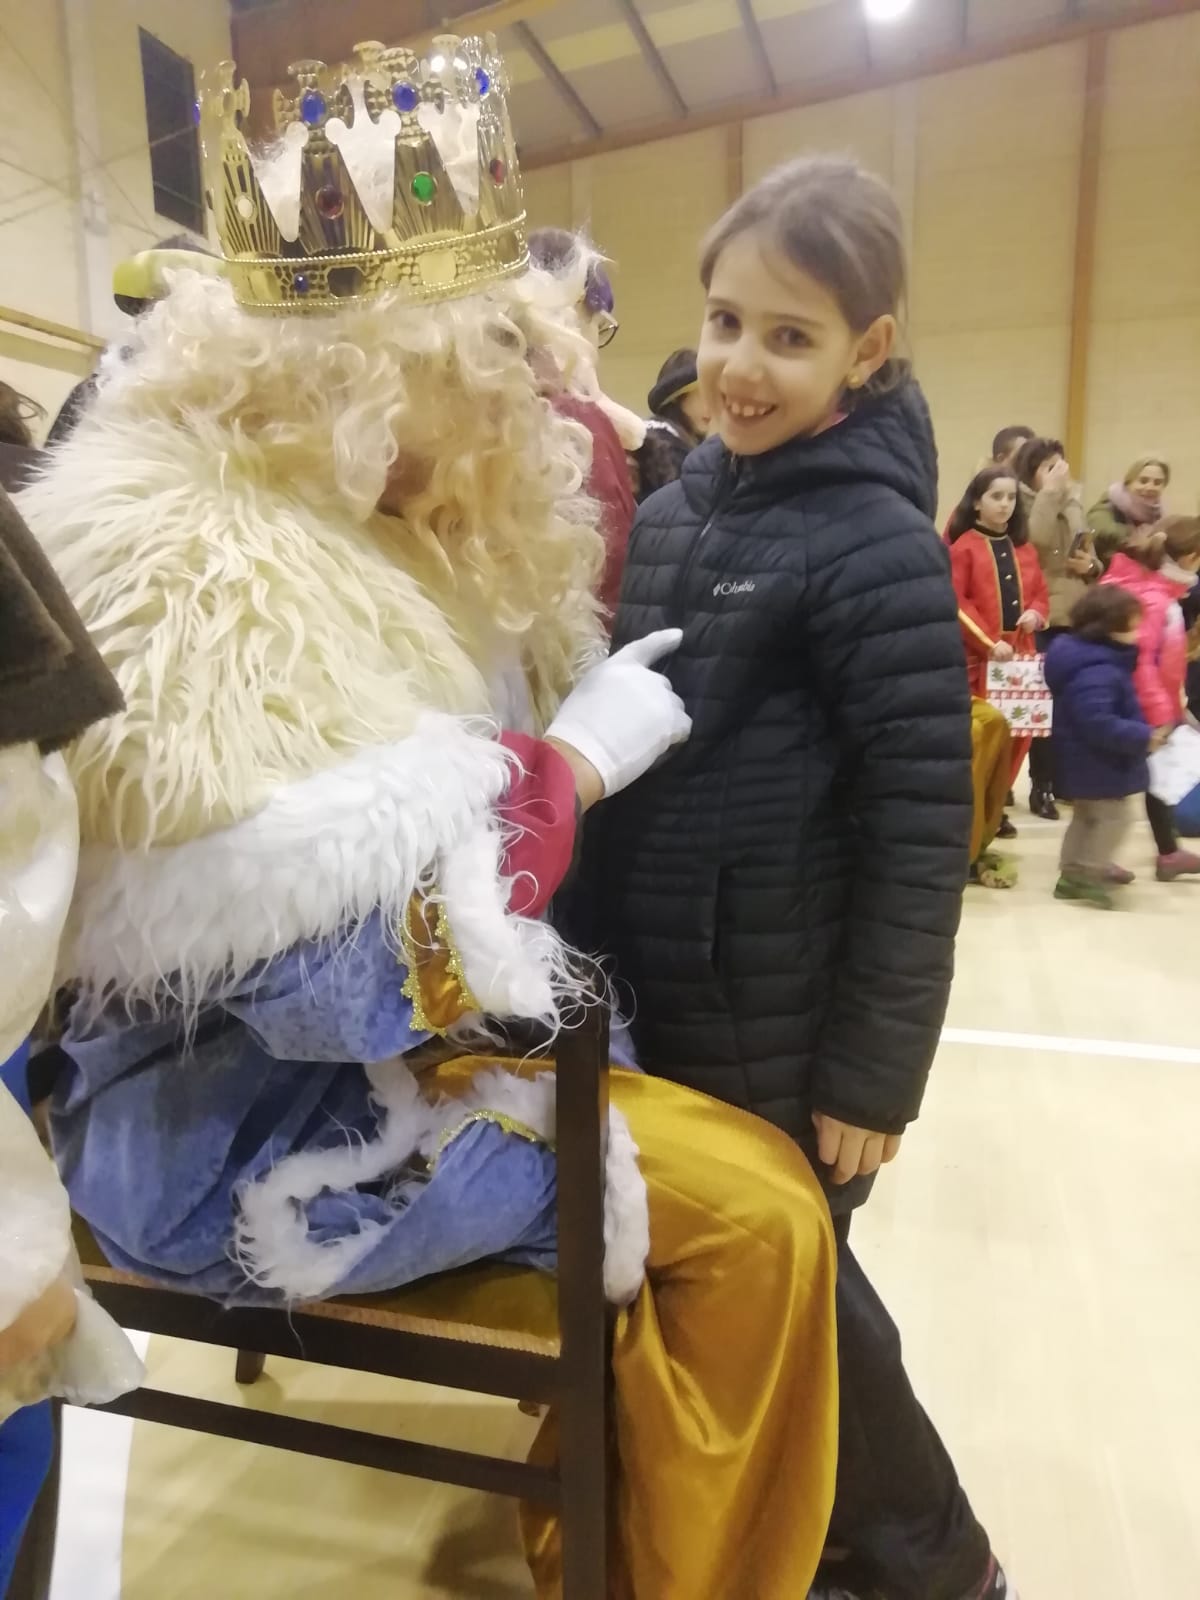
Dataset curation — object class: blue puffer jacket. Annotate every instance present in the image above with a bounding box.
[1044,634,1150,799]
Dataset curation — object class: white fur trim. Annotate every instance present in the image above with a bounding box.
[234,1059,649,1305]
[60,716,561,1014]
[233,1059,442,1300]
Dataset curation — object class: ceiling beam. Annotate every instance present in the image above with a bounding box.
[614,0,688,119]
[514,19,603,140]
[736,0,777,98]
[230,0,558,88]
[524,0,1200,169]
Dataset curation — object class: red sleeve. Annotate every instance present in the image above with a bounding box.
[496,732,579,917]
[550,394,635,624]
[949,537,996,661]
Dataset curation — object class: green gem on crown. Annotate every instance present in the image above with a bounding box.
[411,173,437,205]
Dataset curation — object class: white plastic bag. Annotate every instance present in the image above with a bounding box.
[1148,724,1200,807]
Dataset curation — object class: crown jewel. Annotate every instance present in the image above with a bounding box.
[198,33,527,314]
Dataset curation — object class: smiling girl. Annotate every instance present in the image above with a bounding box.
[586,157,1014,1600]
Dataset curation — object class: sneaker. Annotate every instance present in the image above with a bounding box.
[1156,850,1200,882]
[996,814,1018,839]
[1055,874,1114,909]
[1030,788,1060,821]
[1104,864,1135,885]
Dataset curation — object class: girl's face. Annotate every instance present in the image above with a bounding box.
[1132,463,1168,504]
[1112,612,1142,645]
[680,389,711,439]
[975,477,1018,534]
[698,229,895,456]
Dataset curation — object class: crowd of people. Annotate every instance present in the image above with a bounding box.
[937,422,1200,903]
[1,25,1196,1600]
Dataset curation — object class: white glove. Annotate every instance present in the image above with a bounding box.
[547,630,692,798]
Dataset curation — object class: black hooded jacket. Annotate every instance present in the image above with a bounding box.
[580,381,972,1207]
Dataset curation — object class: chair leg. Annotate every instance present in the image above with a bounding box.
[558,1374,608,1600]
[234,1350,266,1386]
[6,1401,61,1600]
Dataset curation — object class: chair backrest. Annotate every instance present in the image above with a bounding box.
[553,993,611,1343]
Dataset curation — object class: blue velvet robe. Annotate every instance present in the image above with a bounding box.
[51,912,560,1303]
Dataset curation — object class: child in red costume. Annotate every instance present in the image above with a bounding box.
[948,465,1049,784]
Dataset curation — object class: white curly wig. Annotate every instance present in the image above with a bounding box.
[20,262,608,849]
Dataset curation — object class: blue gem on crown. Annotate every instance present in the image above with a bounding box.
[300,89,326,125]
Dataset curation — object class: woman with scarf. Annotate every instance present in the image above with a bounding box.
[1088,454,1171,571]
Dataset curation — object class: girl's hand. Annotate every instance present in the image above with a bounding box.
[0,1273,77,1372]
[813,1113,903,1186]
[1149,726,1174,753]
[1017,610,1042,633]
[990,640,1015,662]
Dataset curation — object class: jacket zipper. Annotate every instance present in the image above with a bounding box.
[670,455,741,628]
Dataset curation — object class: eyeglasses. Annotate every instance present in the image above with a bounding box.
[596,314,619,350]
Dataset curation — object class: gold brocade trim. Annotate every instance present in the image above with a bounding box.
[958,607,997,652]
[399,894,483,1037]
[428,1109,554,1173]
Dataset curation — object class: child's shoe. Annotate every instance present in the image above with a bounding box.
[1055,874,1114,909]
[1156,849,1200,882]
[1103,864,1135,885]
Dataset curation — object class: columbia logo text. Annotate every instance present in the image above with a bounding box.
[713,579,756,597]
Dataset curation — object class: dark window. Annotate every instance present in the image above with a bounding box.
[139,29,204,235]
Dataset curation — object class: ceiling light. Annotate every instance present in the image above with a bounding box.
[863,0,915,20]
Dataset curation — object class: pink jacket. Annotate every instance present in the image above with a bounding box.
[1100,552,1190,726]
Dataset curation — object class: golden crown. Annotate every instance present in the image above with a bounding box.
[197,33,527,314]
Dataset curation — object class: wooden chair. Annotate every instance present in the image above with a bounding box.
[42,1006,614,1600]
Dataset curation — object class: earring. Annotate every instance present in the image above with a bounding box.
[847,374,862,390]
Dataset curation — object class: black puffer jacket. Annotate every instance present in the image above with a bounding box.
[583,382,972,1206]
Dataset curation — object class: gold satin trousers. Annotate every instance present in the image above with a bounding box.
[519,1071,839,1599]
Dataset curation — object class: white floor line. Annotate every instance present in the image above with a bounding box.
[49,1329,150,1600]
[941,1026,1200,1065]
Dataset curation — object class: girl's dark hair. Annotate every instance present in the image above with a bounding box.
[700,155,909,398]
[946,465,1028,546]
[1070,584,1142,642]
[0,381,43,449]
[1014,436,1065,490]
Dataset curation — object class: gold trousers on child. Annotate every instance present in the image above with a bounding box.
[971,698,1013,862]
[517,1069,839,1600]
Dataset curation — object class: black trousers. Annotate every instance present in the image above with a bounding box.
[1146,791,1178,856]
[827,1215,991,1600]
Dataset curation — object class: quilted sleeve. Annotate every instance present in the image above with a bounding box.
[803,516,973,1133]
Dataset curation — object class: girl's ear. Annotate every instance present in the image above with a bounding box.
[847,314,897,389]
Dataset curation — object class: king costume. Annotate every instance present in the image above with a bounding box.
[18,31,838,1599]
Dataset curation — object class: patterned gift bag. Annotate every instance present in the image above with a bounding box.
[985,657,1053,737]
